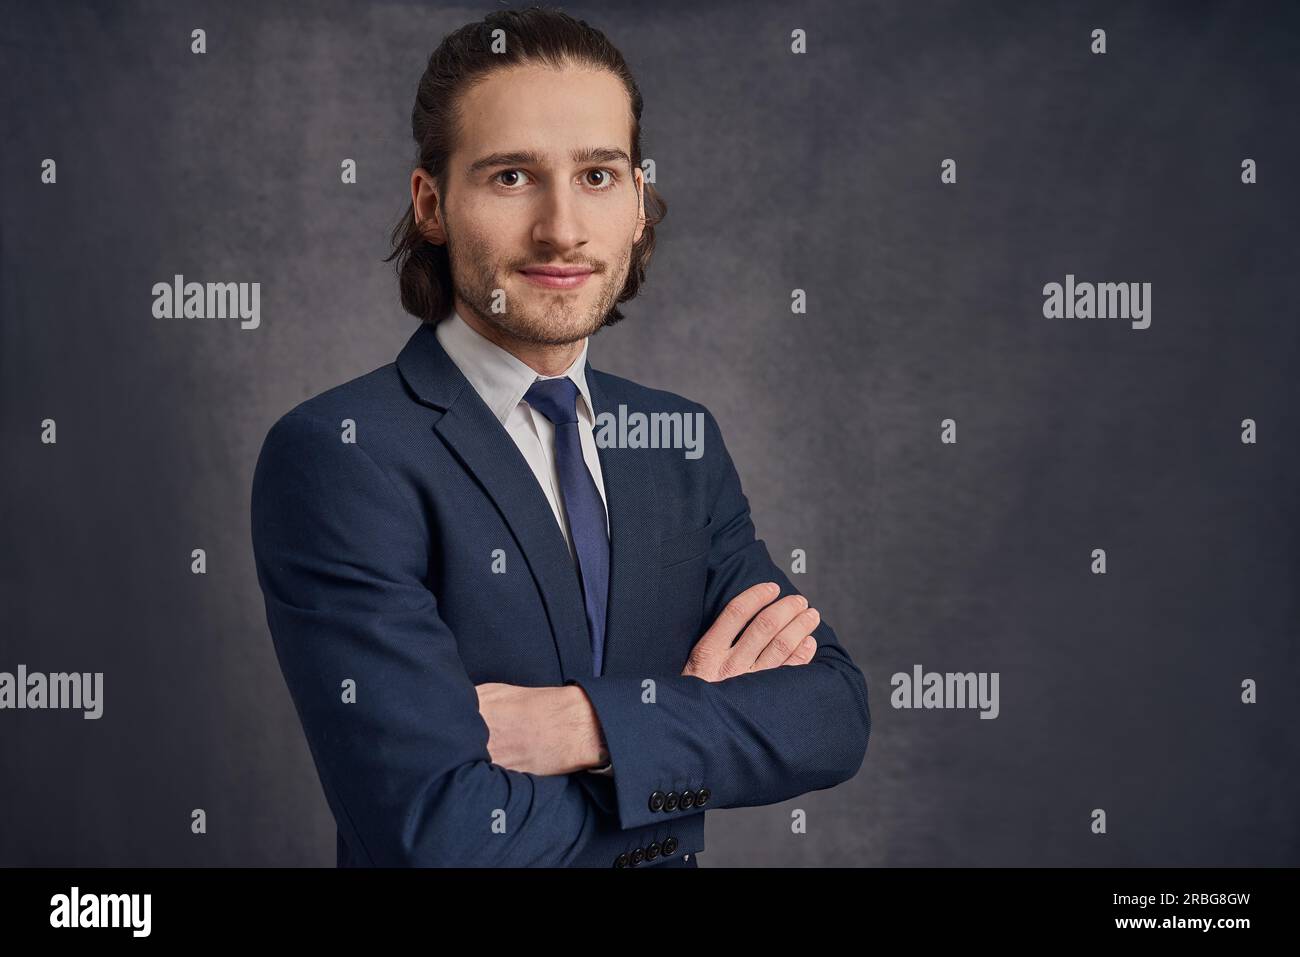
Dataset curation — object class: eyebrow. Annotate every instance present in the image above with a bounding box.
[466,145,632,176]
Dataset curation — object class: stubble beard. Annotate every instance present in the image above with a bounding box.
[446,222,632,347]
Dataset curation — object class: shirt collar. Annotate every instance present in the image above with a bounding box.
[434,308,594,426]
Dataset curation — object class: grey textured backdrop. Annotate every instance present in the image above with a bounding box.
[2,0,1297,866]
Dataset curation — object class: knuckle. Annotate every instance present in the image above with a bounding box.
[721,599,748,625]
[770,634,798,659]
[686,647,713,671]
[754,604,791,635]
[757,600,800,634]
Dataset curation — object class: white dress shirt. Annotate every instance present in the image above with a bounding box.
[435,308,614,776]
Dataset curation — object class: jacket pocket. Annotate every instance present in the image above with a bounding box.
[658,517,713,568]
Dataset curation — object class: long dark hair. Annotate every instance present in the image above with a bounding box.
[384,6,668,327]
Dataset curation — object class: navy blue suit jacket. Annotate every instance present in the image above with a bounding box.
[250,321,871,867]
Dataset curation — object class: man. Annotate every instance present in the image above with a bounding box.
[250,7,870,868]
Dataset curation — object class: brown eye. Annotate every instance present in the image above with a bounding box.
[586,169,616,189]
[497,170,525,187]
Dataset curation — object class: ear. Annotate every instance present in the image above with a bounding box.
[412,168,447,245]
[632,166,646,245]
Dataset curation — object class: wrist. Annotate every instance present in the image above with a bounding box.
[563,685,609,771]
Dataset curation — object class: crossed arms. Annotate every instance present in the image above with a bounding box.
[474,578,826,777]
[250,407,871,866]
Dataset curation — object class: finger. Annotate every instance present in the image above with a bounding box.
[752,606,820,671]
[727,593,808,674]
[691,581,782,663]
[781,635,818,666]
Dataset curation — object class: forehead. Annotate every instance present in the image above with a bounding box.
[455,63,632,162]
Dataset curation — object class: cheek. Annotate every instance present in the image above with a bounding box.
[452,199,518,248]
[593,209,639,256]
[450,220,510,266]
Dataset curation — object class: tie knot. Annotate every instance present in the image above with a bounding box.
[524,376,580,425]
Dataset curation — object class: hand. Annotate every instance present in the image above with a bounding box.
[681,581,820,682]
[475,682,608,776]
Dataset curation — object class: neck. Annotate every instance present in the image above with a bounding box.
[454,300,584,377]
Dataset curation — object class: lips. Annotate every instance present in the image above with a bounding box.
[518,265,594,289]
[519,265,594,277]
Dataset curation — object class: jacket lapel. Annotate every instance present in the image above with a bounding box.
[585,362,660,677]
[395,321,661,680]
[397,323,591,680]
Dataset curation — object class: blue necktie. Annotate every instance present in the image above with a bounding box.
[523,376,610,676]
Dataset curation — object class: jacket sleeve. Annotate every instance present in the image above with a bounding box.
[565,406,871,831]
[251,410,652,866]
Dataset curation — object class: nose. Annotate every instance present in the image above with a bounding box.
[530,182,588,253]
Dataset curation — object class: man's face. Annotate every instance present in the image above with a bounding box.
[431,63,646,347]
